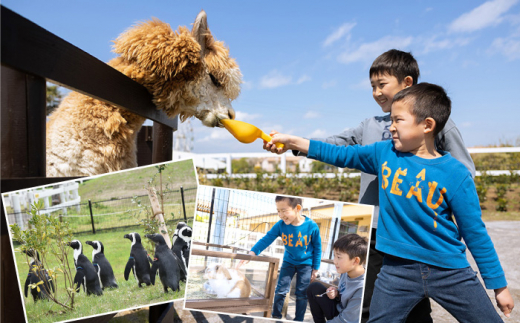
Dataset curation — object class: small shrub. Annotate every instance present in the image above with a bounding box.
[496,198,508,212]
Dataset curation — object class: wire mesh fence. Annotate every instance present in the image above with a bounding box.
[5,186,197,235]
[193,186,350,270]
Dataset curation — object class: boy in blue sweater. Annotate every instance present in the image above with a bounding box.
[266,83,514,321]
[265,49,475,322]
[238,196,322,321]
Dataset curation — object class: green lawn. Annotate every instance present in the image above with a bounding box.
[13,226,190,323]
[78,160,197,202]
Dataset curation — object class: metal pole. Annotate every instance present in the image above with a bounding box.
[180,186,187,221]
[329,218,339,259]
[205,188,216,266]
[88,199,96,234]
[207,188,216,248]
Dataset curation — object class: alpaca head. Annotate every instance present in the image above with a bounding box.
[112,10,241,128]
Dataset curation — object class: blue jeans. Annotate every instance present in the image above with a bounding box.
[368,255,503,323]
[272,261,312,321]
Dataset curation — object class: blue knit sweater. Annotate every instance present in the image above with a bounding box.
[308,140,506,289]
[251,216,322,270]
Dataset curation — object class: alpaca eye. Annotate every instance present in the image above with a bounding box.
[209,74,222,88]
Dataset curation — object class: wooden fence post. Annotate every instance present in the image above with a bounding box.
[1,65,46,178]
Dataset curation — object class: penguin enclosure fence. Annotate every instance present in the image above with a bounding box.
[5,187,197,235]
[185,242,280,317]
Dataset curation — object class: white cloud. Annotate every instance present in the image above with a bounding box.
[241,80,253,90]
[322,80,337,89]
[420,35,472,54]
[489,36,520,60]
[196,128,234,143]
[259,71,311,88]
[337,36,413,64]
[323,22,357,47]
[235,111,261,122]
[308,129,327,138]
[259,70,292,89]
[297,75,311,84]
[304,111,320,119]
[448,0,519,33]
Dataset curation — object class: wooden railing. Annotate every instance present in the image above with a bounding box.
[1,5,177,323]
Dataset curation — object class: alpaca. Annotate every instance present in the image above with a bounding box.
[46,10,241,176]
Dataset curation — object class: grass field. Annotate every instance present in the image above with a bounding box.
[79,160,198,202]
[12,225,191,323]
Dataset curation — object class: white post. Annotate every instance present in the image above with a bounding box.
[43,191,50,209]
[281,154,286,174]
[28,191,35,211]
[59,188,67,215]
[11,194,24,230]
[72,186,80,213]
[226,155,232,175]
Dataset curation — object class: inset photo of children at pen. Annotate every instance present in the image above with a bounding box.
[184,186,374,322]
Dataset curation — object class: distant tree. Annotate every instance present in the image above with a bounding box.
[46,85,63,115]
[232,158,254,173]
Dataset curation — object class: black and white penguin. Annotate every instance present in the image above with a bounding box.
[123,232,151,287]
[67,240,103,296]
[23,249,54,302]
[145,234,182,293]
[85,240,118,289]
[171,222,192,270]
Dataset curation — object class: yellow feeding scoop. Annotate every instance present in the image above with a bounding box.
[221,119,284,149]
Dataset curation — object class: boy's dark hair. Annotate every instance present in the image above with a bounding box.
[370,49,420,85]
[333,234,368,265]
[275,196,302,208]
[392,82,451,136]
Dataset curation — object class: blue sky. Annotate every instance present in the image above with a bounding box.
[4,0,520,153]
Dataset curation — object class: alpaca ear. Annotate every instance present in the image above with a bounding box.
[192,10,208,58]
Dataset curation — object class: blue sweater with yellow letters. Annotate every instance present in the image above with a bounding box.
[251,216,322,270]
[308,139,506,289]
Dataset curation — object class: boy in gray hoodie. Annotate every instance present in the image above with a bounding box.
[306,234,367,323]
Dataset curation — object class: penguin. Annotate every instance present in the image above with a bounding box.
[123,232,151,287]
[85,240,118,289]
[23,249,54,302]
[171,222,192,281]
[145,234,182,293]
[67,240,103,296]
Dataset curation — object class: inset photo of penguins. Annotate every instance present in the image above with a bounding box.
[2,159,198,323]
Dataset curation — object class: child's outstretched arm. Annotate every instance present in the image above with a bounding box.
[263,131,290,154]
[269,133,310,154]
[495,286,514,318]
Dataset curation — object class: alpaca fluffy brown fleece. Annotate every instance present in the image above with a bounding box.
[47,11,242,176]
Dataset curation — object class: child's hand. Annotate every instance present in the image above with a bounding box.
[311,269,319,282]
[236,251,256,269]
[495,286,514,318]
[263,131,289,154]
[326,287,338,300]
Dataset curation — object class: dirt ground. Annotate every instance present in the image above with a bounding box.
[431,221,520,322]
